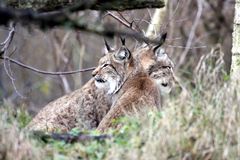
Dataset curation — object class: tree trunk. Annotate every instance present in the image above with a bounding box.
[4,0,165,11]
[146,0,168,38]
[231,0,240,81]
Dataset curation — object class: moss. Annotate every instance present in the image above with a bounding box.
[5,0,165,11]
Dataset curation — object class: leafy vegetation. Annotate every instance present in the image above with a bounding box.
[0,79,239,160]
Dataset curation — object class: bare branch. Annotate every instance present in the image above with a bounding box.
[0,22,26,98]
[0,56,95,75]
[5,0,165,12]
[105,12,138,32]
[0,6,165,45]
[0,22,15,54]
[51,132,111,143]
[176,0,203,69]
[32,131,111,143]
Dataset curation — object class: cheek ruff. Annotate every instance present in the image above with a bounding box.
[107,77,119,95]
[160,85,172,95]
[94,80,108,90]
[154,76,173,95]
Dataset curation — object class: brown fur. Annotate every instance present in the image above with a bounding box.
[27,42,175,133]
[27,46,133,133]
[135,46,175,94]
[27,79,111,132]
[95,47,161,132]
[97,73,161,132]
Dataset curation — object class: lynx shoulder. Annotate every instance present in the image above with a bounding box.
[27,78,111,132]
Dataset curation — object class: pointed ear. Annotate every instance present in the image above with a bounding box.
[120,36,125,46]
[114,47,131,61]
[155,48,166,58]
[119,48,131,60]
[104,39,112,52]
[153,32,167,53]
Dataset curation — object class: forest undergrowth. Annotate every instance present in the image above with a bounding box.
[0,76,239,160]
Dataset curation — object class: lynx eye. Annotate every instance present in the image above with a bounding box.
[162,66,171,69]
[102,64,108,68]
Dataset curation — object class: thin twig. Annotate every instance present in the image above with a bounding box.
[53,31,73,93]
[105,11,137,32]
[161,0,181,31]
[117,12,131,24]
[116,11,141,32]
[0,56,95,75]
[0,22,15,53]
[32,131,111,143]
[51,132,111,143]
[167,45,207,49]
[176,0,203,69]
[2,22,15,80]
[1,22,26,98]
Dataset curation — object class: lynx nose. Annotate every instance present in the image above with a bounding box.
[92,70,98,77]
[92,67,101,77]
[92,72,96,77]
[161,83,168,87]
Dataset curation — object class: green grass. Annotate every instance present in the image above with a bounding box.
[0,80,240,160]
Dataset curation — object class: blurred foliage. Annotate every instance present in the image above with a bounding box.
[0,1,238,160]
[39,81,51,96]
[0,0,234,115]
[0,74,239,159]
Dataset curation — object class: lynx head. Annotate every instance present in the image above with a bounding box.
[92,38,133,95]
[135,33,175,94]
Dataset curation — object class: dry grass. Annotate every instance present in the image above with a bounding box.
[0,78,239,160]
[105,80,240,160]
[0,105,43,160]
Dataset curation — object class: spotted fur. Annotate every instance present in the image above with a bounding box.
[95,43,161,132]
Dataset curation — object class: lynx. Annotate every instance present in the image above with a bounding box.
[135,35,175,95]
[28,41,129,132]
[94,38,169,132]
[27,78,111,132]
[27,35,175,132]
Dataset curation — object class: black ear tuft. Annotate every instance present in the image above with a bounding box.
[160,32,167,44]
[104,39,111,52]
[120,36,125,46]
[153,45,160,54]
[153,32,167,53]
